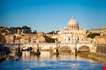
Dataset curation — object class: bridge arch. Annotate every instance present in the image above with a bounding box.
[78,45,90,52]
[59,46,72,53]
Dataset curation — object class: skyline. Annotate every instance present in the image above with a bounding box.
[1,0,106,32]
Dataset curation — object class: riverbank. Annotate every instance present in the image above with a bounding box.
[0,56,6,62]
[78,52,106,65]
[0,51,103,70]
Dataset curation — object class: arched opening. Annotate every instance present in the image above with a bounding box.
[59,46,71,53]
[78,46,90,52]
[78,46,90,58]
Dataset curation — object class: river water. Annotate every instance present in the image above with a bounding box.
[0,51,104,70]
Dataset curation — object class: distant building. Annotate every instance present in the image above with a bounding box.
[95,35,106,45]
[95,35,106,55]
[0,33,6,44]
[5,34,14,44]
[0,26,32,35]
[57,17,90,44]
[89,27,106,35]
[5,32,46,44]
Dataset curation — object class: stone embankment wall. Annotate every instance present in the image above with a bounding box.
[95,36,106,55]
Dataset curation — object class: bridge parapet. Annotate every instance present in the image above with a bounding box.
[6,42,96,53]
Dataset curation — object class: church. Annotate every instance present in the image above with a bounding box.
[57,17,90,44]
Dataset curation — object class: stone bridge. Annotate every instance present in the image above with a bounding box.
[6,42,96,53]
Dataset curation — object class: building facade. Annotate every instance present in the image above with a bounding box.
[58,17,90,44]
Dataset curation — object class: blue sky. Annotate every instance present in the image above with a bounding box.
[1,0,106,32]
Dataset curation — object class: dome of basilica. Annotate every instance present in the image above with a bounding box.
[68,16,79,30]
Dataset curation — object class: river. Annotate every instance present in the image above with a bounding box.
[0,51,104,70]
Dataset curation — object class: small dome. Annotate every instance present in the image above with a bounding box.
[68,16,79,30]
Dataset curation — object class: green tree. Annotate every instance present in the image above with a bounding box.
[33,30,37,34]
[87,32,100,39]
[44,35,56,43]
[22,26,32,33]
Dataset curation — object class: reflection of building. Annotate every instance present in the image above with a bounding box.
[58,17,87,44]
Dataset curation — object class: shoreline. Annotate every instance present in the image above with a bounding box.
[0,51,106,65]
[78,52,106,65]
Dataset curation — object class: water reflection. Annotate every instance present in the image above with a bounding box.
[0,51,103,70]
[22,51,61,61]
[21,51,98,62]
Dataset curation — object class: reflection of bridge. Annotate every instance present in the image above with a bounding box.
[7,42,96,53]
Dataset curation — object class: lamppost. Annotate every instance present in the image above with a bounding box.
[55,39,59,56]
[74,37,79,57]
[13,34,16,44]
[35,41,41,56]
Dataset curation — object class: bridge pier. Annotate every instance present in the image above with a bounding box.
[30,43,41,56]
[71,47,78,55]
[7,42,96,55]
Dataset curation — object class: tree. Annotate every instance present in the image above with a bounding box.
[44,35,56,43]
[33,30,37,34]
[9,27,17,34]
[87,32,100,39]
[22,26,32,33]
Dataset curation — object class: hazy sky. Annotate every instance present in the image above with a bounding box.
[1,0,106,32]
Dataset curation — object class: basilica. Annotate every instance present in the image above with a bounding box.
[57,17,90,44]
